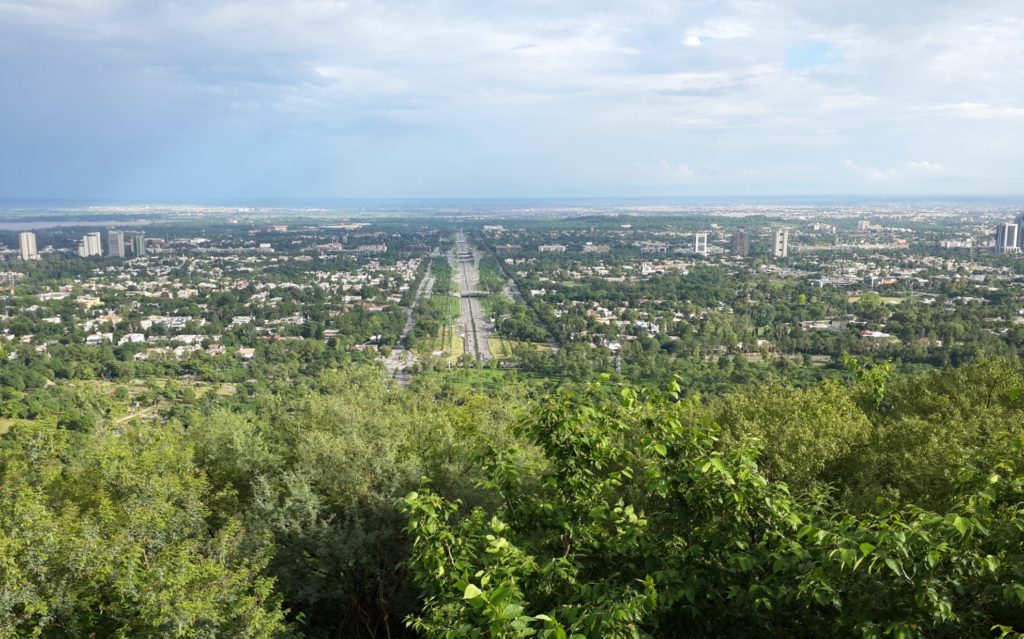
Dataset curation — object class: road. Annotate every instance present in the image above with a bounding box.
[385,261,434,382]
[451,231,493,362]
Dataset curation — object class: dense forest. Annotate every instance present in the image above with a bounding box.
[2,359,1022,638]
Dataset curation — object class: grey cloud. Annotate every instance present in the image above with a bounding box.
[1,0,1023,197]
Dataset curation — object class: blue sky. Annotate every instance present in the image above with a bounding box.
[1,0,1023,200]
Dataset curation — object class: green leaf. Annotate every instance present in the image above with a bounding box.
[463,584,483,600]
[839,548,856,567]
[884,557,902,577]
[653,443,667,457]
[859,542,875,557]
[984,555,1000,573]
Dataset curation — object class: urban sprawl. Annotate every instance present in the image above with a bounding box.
[0,202,1021,397]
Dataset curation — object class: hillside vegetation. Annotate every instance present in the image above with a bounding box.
[1,360,1022,638]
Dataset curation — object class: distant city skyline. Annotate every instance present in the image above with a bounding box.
[2,1,1023,200]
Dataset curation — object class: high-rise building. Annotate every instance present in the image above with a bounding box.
[730,230,749,257]
[78,232,103,257]
[693,232,708,255]
[18,232,39,261]
[772,229,790,258]
[1016,214,1024,250]
[108,231,125,258]
[128,231,147,257]
[995,223,1021,254]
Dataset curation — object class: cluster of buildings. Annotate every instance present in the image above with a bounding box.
[15,230,148,261]
[529,229,791,259]
[726,228,787,258]
[0,248,425,362]
[77,230,147,258]
[487,222,801,260]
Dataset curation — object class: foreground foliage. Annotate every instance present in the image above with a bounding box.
[0,420,287,638]
[187,367,527,638]
[2,360,1024,637]
[404,373,1024,638]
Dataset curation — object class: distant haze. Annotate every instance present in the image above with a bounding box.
[1,1,1023,199]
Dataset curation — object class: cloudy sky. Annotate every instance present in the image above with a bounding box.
[1,0,1023,200]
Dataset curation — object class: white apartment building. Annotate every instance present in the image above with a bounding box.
[772,229,790,258]
[108,230,125,258]
[78,232,103,257]
[19,232,39,260]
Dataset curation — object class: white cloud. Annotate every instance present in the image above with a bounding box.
[663,161,695,181]
[904,160,948,173]
[915,102,1024,121]
[652,161,696,182]
[687,20,754,41]
[1,0,1024,196]
[843,159,953,182]
[683,20,755,47]
[311,66,407,97]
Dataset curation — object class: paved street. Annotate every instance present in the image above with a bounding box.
[451,231,493,361]
[385,262,434,382]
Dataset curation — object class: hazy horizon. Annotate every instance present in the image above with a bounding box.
[2,194,1024,209]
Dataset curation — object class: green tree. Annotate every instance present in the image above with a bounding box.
[0,419,288,638]
[187,367,526,638]
[403,376,1024,638]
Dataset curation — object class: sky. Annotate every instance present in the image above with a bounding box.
[1,0,1023,200]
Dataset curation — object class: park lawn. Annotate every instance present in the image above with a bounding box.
[847,295,905,305]
[488,336,511,358]
[446,295,461,318]
[414,296,464,363]
[488,336,552,358]
[119,377,230,395]
[741,352,832,366]
[439,296,463,362]
[445,329,465,362]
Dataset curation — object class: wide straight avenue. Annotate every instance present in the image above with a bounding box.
[451,230,492,361]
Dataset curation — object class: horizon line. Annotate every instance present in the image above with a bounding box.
[2,194,1024,206]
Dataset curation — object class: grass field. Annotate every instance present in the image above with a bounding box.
[741,353,833,365]
[848,295,905,305]
[413,296,464,362]
[487,336,551,358]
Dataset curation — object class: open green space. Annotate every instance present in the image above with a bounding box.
[487,335,551,358]
[848,295,905,304]
[412,295,463,362]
